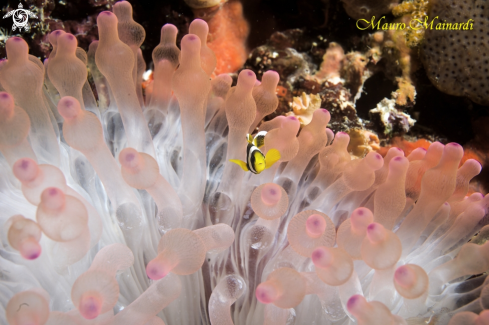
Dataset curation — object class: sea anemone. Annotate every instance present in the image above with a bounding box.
[0,2,488,325]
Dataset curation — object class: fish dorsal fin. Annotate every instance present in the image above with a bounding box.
[265,149,281,169]
[246,134,253,144]
[230,159,249,171]
[253,131,267,149]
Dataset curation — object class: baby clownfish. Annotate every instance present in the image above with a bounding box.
[230,131,281,174]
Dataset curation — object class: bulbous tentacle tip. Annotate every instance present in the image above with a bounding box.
[444,142,464,161]
[346,294,365,313]
[390,156,409,171]
[146,259,170,280]
[306,214,327,238]
[113,0,133,19]
[48,29,66,45]
[464,159,483,173]
[58,33,78,52]
[89,40,99,50]
[255,282,278,304]
[364,152,384,170]
[350,207,374,232]
[79,294,103,320]
[189,19,209,39]
[12,158,38,183]
[394,264,428,299]
[334,131,350,143]
[216,73,233,85]
[309,108,330,127]
[41,187,65,211]
[0,91,14,117]
[283,115,300,134]
[311,246,332,268]
[261,183,282,206]
[58,96,82,119]
[261,70,280,89]
[19,237,42,260]
[181,34,202,56]
[162,23,178,34]
[6,290,50,325]
[366,222,386,243]
[237,69,257,90]
[6,37,28,57]
[394,265,416,288]
[97,10,117,26]
[119,147,140,170]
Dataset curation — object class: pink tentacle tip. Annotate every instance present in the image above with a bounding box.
[20,238,42,260]
[238,69,256,84]
[255,283,278,304]
[351,208,373,231]
[41,187,65,210]
[393,156,403,162]
[187,35,197,41]
[13,158,38,182]
[346,294,364,312]
[79,294,103,319]
[447,142,462,148]
[12,37,23,42]
[119,148,140,169]
[261,183,282,206]
[288,116,298,121]
[366,223,385,243]
[306,214,326,238]
[311,248,323,262]
[394,266,416,288]
[58,97,81,119]
[311,247,332,267]
[146,259,169,280]
[0,92,13,116]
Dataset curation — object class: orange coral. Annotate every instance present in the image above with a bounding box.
[379,137,483,168]
[378,137,430,157]
[193,1,249,75]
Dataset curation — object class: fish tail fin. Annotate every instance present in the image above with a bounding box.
[230,159,249,171]
[265,149,281,169]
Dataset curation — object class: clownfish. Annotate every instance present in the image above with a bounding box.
[230,131,281,174]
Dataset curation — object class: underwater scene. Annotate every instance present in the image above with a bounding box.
[1,0,489,324]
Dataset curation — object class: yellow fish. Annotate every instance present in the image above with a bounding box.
[230,131,281,174]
